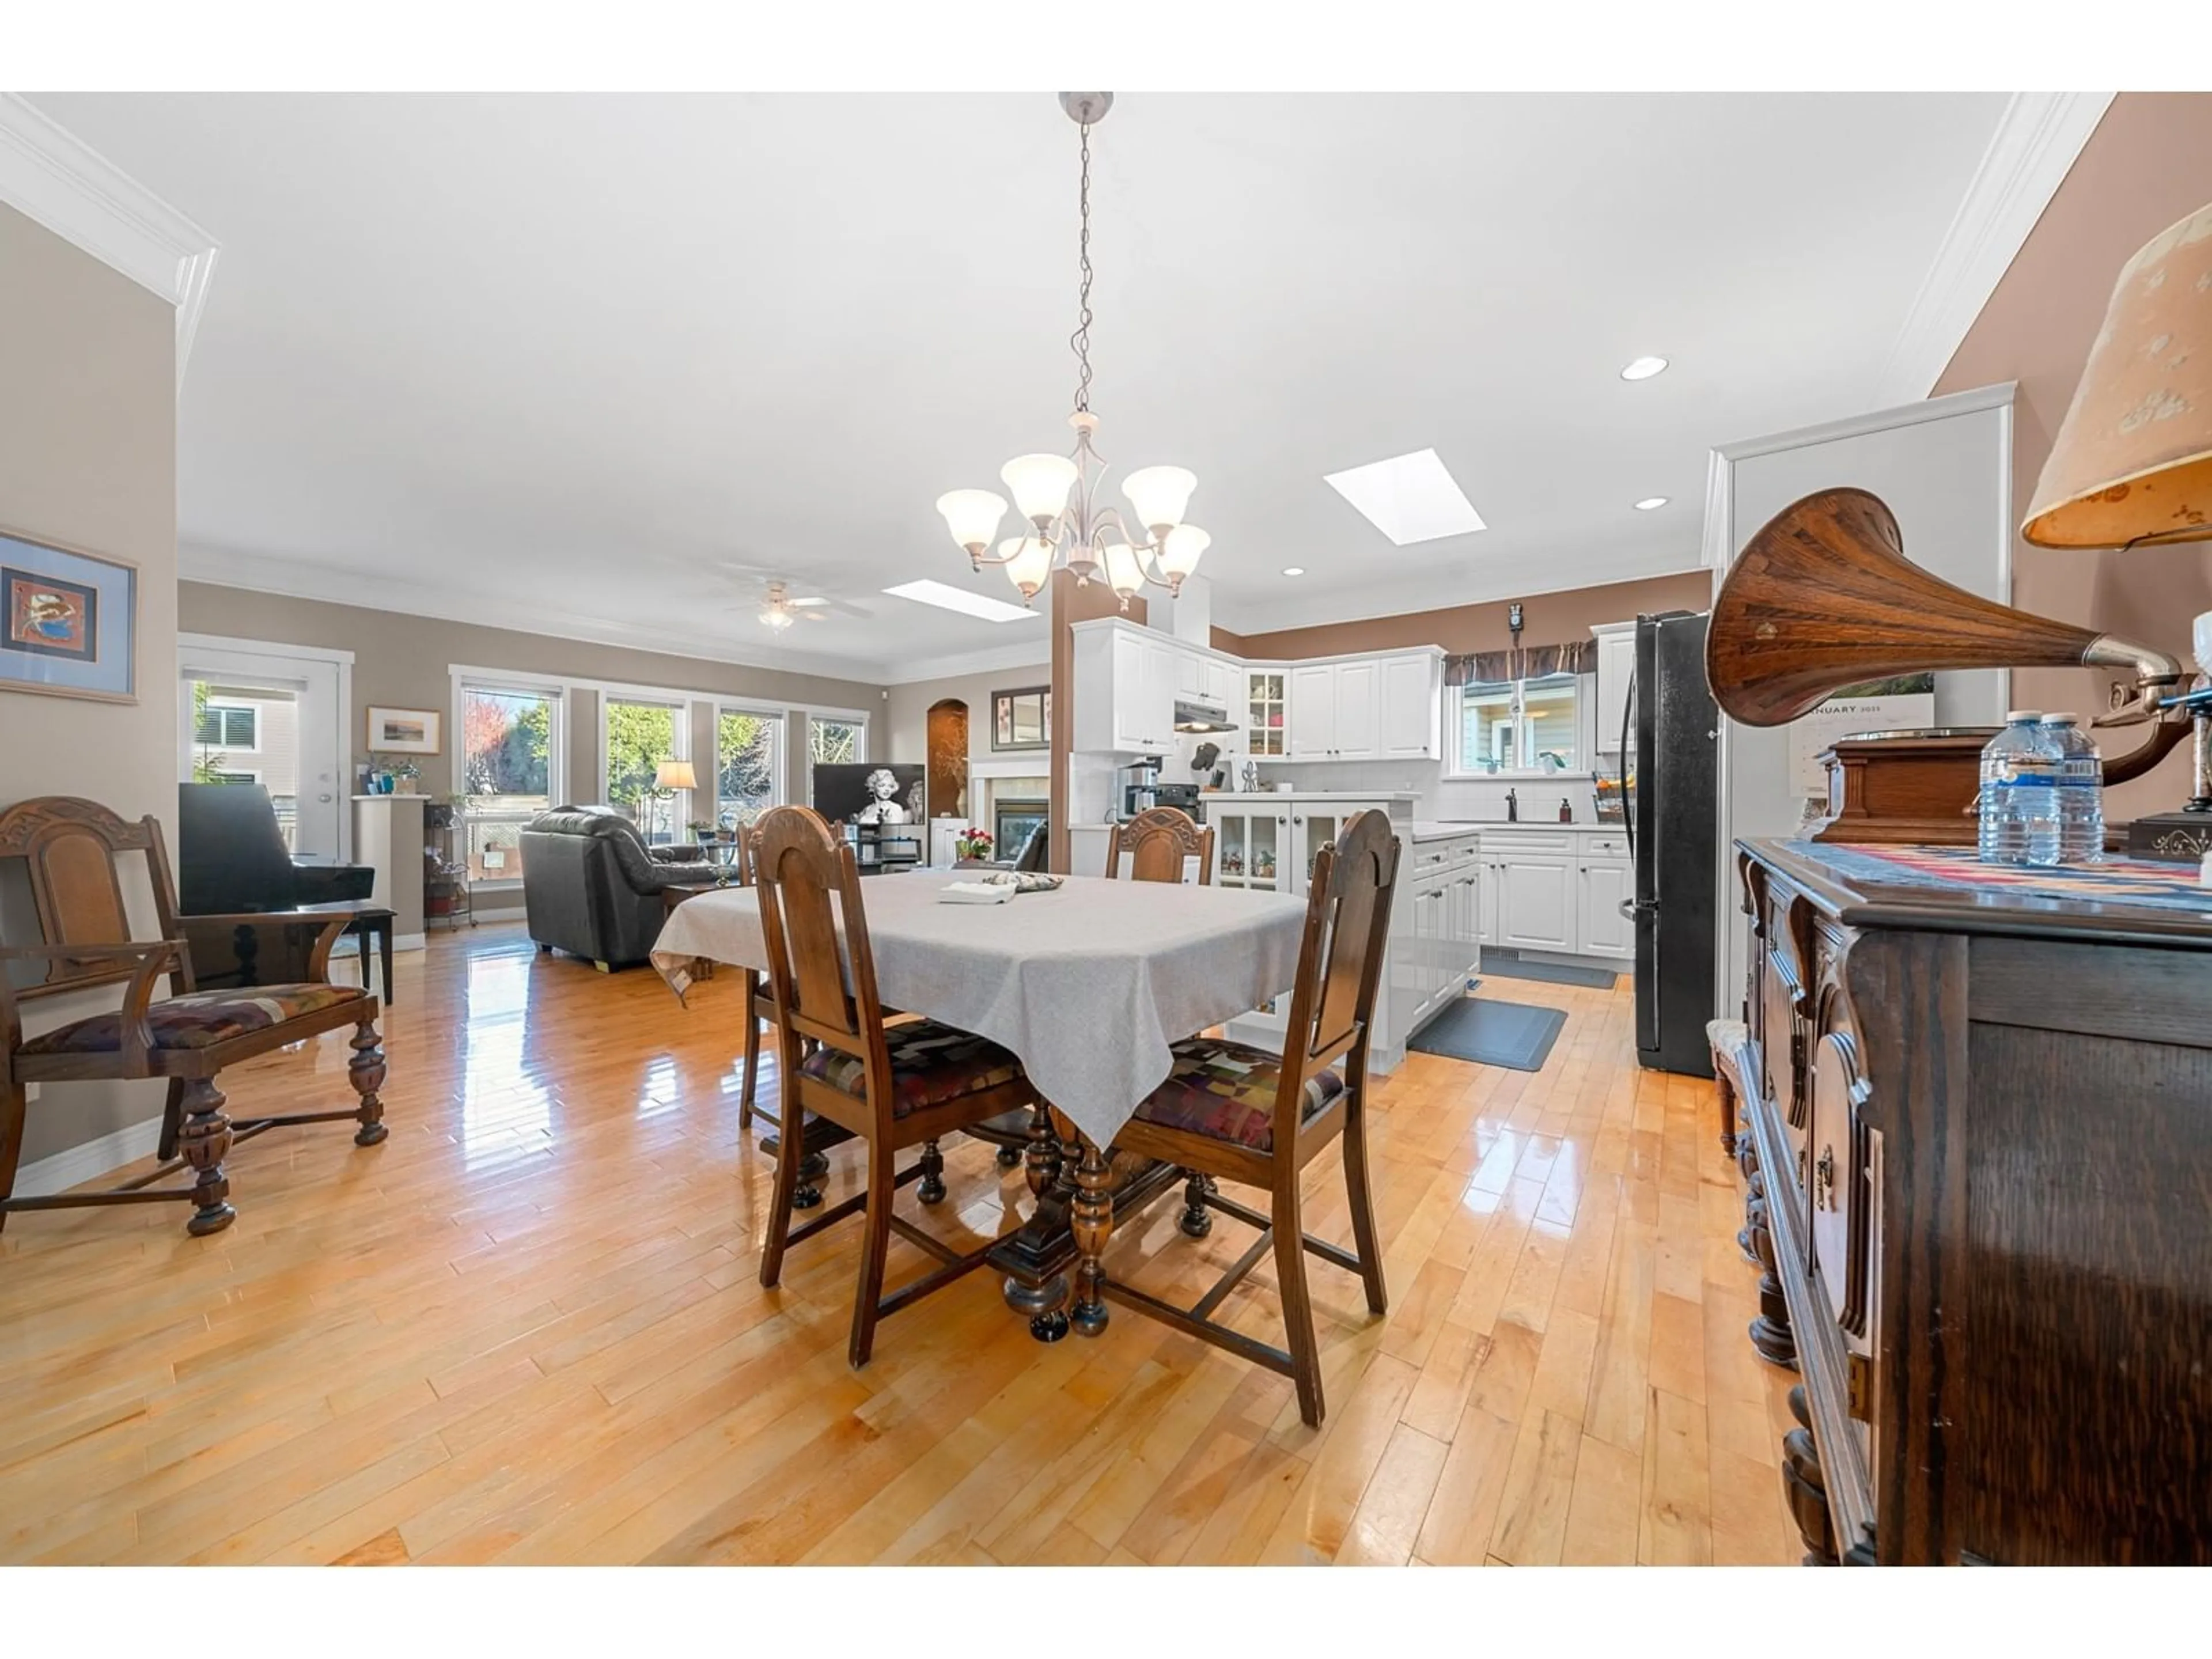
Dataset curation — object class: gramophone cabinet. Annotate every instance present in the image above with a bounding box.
[1810,729,1988,846]
[1713,838,2212,1566]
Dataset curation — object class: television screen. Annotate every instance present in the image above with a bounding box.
[813,763,925,825]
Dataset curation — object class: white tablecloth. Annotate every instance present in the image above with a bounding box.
[651,873,1309,1149]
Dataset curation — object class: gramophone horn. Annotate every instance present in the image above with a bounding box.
[1706,487,2171,728]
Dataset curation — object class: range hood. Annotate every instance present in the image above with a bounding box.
[1172,695,1236,734]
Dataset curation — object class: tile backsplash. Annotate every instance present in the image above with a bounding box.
[1251,758,1600,823]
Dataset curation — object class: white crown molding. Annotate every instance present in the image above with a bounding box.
[0,92,221,396]
[1872,92,2112,407]
[180,542,888,690]
[882,639,1054,686]
[1215,541,1709,640]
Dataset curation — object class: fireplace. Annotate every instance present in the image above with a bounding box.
[994,798,1047,855]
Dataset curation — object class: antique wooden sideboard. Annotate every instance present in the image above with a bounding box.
[1711,838,2212,1566]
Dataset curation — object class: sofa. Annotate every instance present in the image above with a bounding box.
[519,806,717,970]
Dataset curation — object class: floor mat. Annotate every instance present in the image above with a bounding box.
[1479,950,1618,990]
[1409,994,1569,1071]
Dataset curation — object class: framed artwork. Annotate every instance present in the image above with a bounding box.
[0,527,138,703]
[366,705,442,755]
[992,685,1050,751]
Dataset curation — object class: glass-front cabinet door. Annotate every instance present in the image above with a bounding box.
[1247,670,1287,757]
[1214,804,1287,893]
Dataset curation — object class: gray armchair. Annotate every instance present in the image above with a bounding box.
[519,806,715,971]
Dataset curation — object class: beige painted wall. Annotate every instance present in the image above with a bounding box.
[1935,92,2212,820]
[884,661,1051,816]
[177,583,885,813]
[1229,570,1713,661]
[0,203,180,1170]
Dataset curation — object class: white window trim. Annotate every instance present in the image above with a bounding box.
[597,685,693,842]
[450,668,568,889]
[200,699,263,755]
[205,767,262,786]
[710,699,787,818]
[800,707,872,804]
[1440,672,1596,783]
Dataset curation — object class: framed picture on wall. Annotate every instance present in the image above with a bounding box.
[992,685,1050,751]
[366,705,442,754]
[0,526,138,704]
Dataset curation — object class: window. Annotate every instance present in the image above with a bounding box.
[204,769,259,787]
[458,680,562,883]
[1452,673,1582,775]
[809,714,865,768]
[604,695,687,844]
[715,706,783,826]
[196,702,259,750]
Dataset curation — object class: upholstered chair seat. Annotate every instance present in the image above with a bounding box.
[797,1017,1022,1119]
[1130,1035,1345,1152]
[20,984,368,1056]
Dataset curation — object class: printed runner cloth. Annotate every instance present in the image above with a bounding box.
[1781,840,2212,915]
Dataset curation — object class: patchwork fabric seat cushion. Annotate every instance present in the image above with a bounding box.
[1132,1035,1346,1152]
[21,983,367,1056]
[799,1017,1023,1118]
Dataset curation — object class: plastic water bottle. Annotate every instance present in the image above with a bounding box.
[2039,713,2105,864]
[1978,713,2062,866]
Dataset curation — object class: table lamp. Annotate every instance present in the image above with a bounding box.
[654,760,697,793]
[2022,200,2212,855]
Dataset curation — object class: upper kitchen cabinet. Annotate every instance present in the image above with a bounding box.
[1377,652,1442,759]
[1074,620,1176,753]
[1289,650,1441,762]
[1592,620,1635,756]
[1246,667,1289,757]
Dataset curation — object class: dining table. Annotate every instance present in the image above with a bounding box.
[651,870,1310,1338]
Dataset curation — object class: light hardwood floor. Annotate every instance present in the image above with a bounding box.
[0,925,1801,1566]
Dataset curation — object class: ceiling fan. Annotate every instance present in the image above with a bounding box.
[708,562,872,631]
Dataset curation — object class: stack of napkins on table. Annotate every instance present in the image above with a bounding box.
[938,880,1017,905]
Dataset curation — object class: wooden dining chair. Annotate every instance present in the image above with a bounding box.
[0,796,388,1238]
[1103,808,1400,1426]
[1105,805,1215,884]
[748,805,1034,1367]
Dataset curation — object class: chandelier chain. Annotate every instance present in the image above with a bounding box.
[1070,121,1094,416]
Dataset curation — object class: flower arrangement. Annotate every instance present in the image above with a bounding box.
[954,825,994,861]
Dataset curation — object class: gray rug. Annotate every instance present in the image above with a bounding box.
[1479,949,1618,991]
[1410,994,1569,1071]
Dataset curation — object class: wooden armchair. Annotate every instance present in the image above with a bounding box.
[0,797,388,1237]
[1106,806,1214,884]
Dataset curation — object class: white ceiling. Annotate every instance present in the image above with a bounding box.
[29,91,2018,677]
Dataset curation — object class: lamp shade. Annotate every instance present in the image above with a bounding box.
[935,488,1007,552]
[1001,454,1080,525]
[655,760,697,791]
[2023,200,2212,550]
[1123,465,1197,535]
[1157,524,1211,582]
[1101,540,1144,603]
[1001,536,1055,601]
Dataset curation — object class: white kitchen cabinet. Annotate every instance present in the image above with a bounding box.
[1592,622,1637,756]
[1377,653,1441,759]
[1174,649,1206,697]
[1287,664,1335,758]
[1071,622,1175,753]
[1495,850,1576,952]
[1477,856,1499,947]
[1245,668,1288,757]
[1577,858,1634,959]
[1211,801,1292,896]
[1204,657,1241,711]
[1331,660,1379,758]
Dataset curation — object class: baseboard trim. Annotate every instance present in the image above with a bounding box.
[394,933,426,952]
[13,1113,165,1200]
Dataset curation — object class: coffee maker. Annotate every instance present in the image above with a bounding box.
[1119,757,1163,817]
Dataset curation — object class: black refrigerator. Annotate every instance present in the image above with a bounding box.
[1615,611,1718,1077]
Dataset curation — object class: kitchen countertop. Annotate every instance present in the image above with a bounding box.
[1408,820,1628,841]
[1203,791,1422,803]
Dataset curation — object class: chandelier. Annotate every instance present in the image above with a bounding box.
[934,92,1209,610]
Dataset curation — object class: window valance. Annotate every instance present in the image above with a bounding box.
[1442,639,1595,687]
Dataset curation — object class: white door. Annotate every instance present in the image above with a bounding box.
[1579,859,1635,958]
[1288,664,1335,758]
[1378,654,1437,759]
[179,639,349,859]
[1497,854,1575,951]
[1331,660,1380,759]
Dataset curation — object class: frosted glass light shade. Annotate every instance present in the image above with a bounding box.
[1158,524,1210,581]
[935,488,1007,551]
[1123,465,1197,535]
[1001,454,1080,525]
[1101,540,1144,603]
[1001,536,1055,601]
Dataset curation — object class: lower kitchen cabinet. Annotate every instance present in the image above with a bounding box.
[1495,849,1576,951]
[1578,857,1634,959]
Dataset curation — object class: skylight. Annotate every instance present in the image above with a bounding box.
[1322,449,1487,546]
[881,579,1041,623]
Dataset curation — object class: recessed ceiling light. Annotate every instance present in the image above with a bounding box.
[1620,355,1669,381]
[1282,566,1305,577]
[1634,497,1669,511]
[881,578,1041,623]
[1321,449,1486,546]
